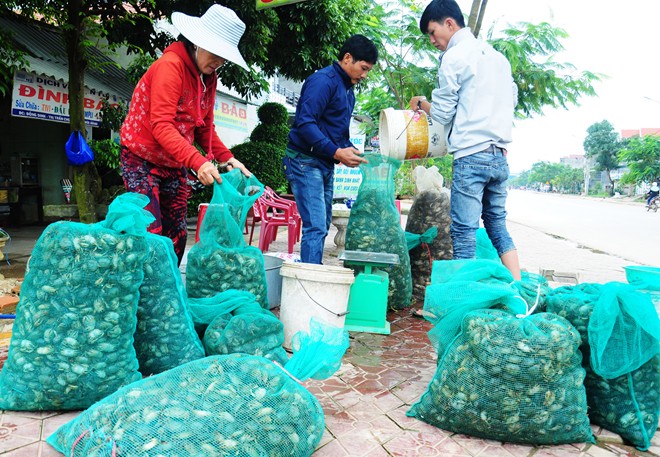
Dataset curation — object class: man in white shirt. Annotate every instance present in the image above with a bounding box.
[410,0,521,280]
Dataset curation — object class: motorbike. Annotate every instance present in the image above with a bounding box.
[647,195,659,212]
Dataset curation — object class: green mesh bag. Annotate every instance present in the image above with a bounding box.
[407,309,593,445]
[186,173,269,307]
[514,272,550,312]
[188,289,261,338]
[345,154,412,309]
[47,321,349,456]
[547,282,660,450]
[204,310,289,366]
[475,227,500,261]
[423,259,528,359]
[0,193,153,410]
[134,233,204,376]
[546,283,602,339]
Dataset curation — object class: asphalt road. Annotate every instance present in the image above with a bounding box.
[506,190,659,267]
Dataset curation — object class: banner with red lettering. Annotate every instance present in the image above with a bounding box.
[213,95,248,133]
[11,70,127,127]
[256,0,307,10]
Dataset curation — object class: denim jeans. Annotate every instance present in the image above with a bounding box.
[283,155,334,264]
[450,146,516,259]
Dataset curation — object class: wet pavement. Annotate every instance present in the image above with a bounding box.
[0,208,658,456]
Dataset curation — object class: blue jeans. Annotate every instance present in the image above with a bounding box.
[283,155,334,264]
[450,146,516,259]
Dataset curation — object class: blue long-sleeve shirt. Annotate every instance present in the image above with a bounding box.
[286,62,355,168]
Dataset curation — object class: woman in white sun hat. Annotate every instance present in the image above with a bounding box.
[120,4,251,264]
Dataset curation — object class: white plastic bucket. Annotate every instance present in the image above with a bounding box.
[263,255,284,309]
[279,262,355,350]
[379,107,447,160]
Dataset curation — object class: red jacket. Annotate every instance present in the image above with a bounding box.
[120,42,233,171]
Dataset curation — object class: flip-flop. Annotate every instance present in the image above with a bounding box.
[411,309,425,319]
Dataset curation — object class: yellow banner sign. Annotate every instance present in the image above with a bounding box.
[256,0,307,10]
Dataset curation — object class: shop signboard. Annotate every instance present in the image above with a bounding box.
[333,128,366,200]
[11,70,126,127]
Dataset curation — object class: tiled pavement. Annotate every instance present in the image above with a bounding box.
[0,210,658,456]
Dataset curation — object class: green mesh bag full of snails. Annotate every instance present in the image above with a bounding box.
[199,292,288,365]
[547,282,660,450]
[345,154,412,310]
[404,187,452,301]
[133,233,205,376]
[408,309,594,445]
[186,175,269,307]
[204,311,289,366]
[0,193,153,410]
[47,321,349,456]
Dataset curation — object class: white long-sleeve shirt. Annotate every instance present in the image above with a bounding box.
[430,28,517,159]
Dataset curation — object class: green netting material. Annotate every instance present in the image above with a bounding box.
[46,354,325,457]
[186,174,269,307]
[547,283,660,450]
[423,260,528,357]
[475,227,500,261]
[405,227,438,251]
[134,233,204,376]
[188,290,258,326]
[514,272,550,312]
[204,310,289,366]
[0,193,153,410]
[345,153,412,310]
[588,282,660,379]
[210,169,264,227]
[407,309,593,445]
[284,318,349,381]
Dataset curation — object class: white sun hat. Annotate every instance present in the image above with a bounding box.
[172,4,249,71]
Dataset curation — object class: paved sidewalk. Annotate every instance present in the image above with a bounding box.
[0,211,657,456]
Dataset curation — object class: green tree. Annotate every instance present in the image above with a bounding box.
[508,170,530,188]
[553,165,584,194]
[489,22,601,118]
[0,28,27,97]
[583,120,621,196]
[3,1,156,222]
[356,1,601,128]
[527,161,566,191]
[359,0,437,111]
[618,135,660,187]
[3,0,370,220]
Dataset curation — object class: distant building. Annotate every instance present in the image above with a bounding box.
[560,154,585,169]
[621,127,660,138]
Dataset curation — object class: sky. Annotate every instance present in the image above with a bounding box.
[453,0,660,173]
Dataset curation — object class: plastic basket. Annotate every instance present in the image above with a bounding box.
[624,266,660,291]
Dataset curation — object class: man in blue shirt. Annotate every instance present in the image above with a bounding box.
[409,0,521,280]
[284,34,378,264]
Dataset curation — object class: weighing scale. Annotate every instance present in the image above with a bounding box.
[339,250,400,335]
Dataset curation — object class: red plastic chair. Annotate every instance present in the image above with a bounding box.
[246,200,263,245]
[262,187,302,242]
[256,195,299,254]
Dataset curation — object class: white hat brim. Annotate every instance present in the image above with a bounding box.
[172,11,249,71]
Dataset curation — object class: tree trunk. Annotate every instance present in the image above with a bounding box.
[65,0,98,223]
[474,0,488,37]
[467,0,489,37]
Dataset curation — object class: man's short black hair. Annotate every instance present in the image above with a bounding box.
[338,34,378,64]
[419,0,465,34]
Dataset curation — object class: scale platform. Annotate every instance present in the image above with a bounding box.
[339,250,399,335]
